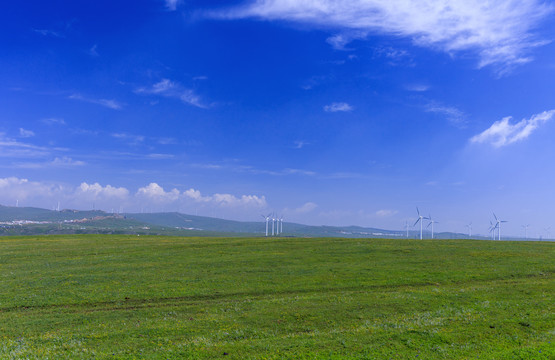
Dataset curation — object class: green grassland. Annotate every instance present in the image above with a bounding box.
[0,236,553,359]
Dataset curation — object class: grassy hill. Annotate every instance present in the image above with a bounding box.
[0,205,502,239]
[0,235,552,359]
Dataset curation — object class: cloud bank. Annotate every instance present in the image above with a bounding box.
[470,110,555,147]
[212,0,553,70]
[0,178,266,213]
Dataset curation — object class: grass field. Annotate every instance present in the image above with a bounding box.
[0,235,553,359]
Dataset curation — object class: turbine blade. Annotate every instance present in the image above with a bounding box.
[413,218,420,226]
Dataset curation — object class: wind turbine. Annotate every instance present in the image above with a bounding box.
[413,207,429,240]
[261,214,270,237]
[466,222,472,238]
[404,220,410,238]
[493,213,507,241]
[489,221,498,241]
[427,214,439,239]
[522,224,530,240]
[280,216,283,234]
[544,226,551,240]
[271,215,275,236]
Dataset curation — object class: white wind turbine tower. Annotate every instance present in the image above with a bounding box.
[261,214,271,237]
[466,223,472,238]
[427,214,438,239]
[280,216,283,234]
[544,226,551,240]
[413,207,429,240]
[493,213,507,241]
[404,220,410,238]
[522,224,530,240]
[271,215,275,236]
[489,221,498,241]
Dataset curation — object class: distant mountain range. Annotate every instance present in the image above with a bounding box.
[0,205,531,240]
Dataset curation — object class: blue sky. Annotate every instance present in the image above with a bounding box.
[1,0,555,237]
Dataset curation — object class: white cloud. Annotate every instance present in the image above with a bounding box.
[165,0,180,11]
[19,128,35,138]
[0,177,65,205]
[405,84,430,92]
[373,46,413,66]
[0,178,267,213]
[137,182,267,208]
[149,78,177,94]
[69,94,123,110]
[326,31,367,50]
[51,157,85,167]
[136,79,207,108]
[212,0,553,70]
[470,109,555,147]
[0,133,51,158]
[294,202,318,214]
[111,133,145,144]
[211,193,267,207]
[33,29,63,38]
[375,209,398,217]
[324,102,353,112]
[88,44,99,57]
[180,90,205,108]
[293,140,308,149]
[41,118,66,126]
[137,183,181,203]
[76,182,129,200]
[16,157,85,169]
[425,102,466,127]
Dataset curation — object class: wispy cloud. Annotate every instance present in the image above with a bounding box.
[425,101,466,127]
[373,46,414,66]
[301,75,331,90]
[16,157,85,169]
[0,133,51,158]
[135,79,207,108]
[32,28,64,38]
[69,94,123,110]
[165,0,180,11]
[293,140,309,149]
[375,209,398,217]
[190,162,317,177]
[471,109,555,147]
[19,128,35,138]
[111,133,145,144]
[324,102,353,112]
[326,31,367,50]
[291,202,318,214]
[405,84,430,92]
[211,0,553,71]
[41,118,66,126]
[88,44,99,57]
[156,137,178,145]
[146,153,175,159]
